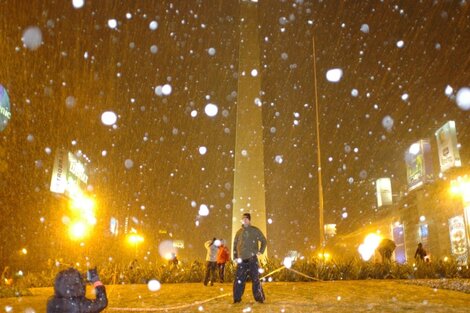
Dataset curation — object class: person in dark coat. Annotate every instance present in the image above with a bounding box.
[233,213,267,304]
[377,238,396,263]
[414,242,427,262]
[47,267,107,313]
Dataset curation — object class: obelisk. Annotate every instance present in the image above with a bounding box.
[231,0,267,255]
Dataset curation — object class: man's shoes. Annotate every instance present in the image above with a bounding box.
[233,300,241,304]
[256,299,264,304]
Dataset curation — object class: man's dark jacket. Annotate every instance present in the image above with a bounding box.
[47,268,108,313]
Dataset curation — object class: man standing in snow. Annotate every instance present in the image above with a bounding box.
[232,213,267,304]
[203,237,219,286]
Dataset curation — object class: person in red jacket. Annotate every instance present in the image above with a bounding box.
[216,240,230,283]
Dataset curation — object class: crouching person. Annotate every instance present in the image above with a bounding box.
[47,267,108,313]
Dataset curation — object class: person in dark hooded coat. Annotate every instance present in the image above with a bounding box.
[47,267,108,313]
[376,238,396,263]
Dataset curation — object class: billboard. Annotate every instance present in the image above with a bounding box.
[435,121,461,173]
[0,84,11,132]
[405,139,434,191]
[50,148,89,196]
[376,178,393,207]
[449,215,468,265]
[110,217,119,236]
[392,223,406,264]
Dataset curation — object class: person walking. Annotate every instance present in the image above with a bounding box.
[233,213,267,304]
[216,240,230,283]
[47,267,108,313]
[377,238,396,263]
[414,242,427,262]
[203,237,219,286]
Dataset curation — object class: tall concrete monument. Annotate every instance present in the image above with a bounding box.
[231,0,267,255]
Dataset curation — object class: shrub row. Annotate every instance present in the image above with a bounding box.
[5,257,470,290]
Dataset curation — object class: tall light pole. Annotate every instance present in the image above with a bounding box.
[312,35,325,249]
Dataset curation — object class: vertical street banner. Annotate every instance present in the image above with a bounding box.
[435,121,461,173]
[50,148,67,194]
[448,215,468,265]
[405,139,434,191]
[393,223,406,264]
[0,84,11,132]
[376,178,393,207]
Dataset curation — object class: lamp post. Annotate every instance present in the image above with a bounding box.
[312,35,325,249]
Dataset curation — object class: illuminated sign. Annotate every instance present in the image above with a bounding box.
[435,121,461,172]
[324,224,336,237]
[449,215,468,265]
[405,139,434,191]
[376,178,393,207]
[172,240,185,249]
[0,84,11,132]
[110,217,119,236]
[50,148,88,196]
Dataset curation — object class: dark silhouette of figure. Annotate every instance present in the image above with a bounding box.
[204,237,218,286]
[414,242,427,262]
[169,253,179,268]
[377,238,396,263]
[47,267,107,313]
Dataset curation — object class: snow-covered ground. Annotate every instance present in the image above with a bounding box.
[1,280,469,313]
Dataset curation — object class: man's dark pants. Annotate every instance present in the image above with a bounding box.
[233,257,265,303]
[204,261,217,286]
[218,263,226,282]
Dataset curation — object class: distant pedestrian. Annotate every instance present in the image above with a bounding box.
[377,238,396,263]
[204,237,218,286]
[47,267,107,313]
[216,240,230,283]
[168,253,179,271]
[233,213,267,304]
[414,242,427,262]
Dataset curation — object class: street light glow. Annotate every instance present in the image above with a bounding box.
[450,176,470,202]
[127,234,144,245]
[358,233,383,261]
[69,221,89,240]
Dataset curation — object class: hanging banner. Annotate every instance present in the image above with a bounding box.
[435,121,461,173]
[405,139,434,191]
[0,84,11,132]
[448,215,468,265]
[50,148,68,194]
[376,178,393,207]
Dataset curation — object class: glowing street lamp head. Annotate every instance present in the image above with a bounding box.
[69,221,89,240]
[450,176,470,203]
[127,234,144,245]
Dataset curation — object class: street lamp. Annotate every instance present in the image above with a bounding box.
[69,221,90,241]
[127,233,144,257]
[312,35,325,249]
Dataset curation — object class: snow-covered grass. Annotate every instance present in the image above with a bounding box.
[1,280,469,313]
